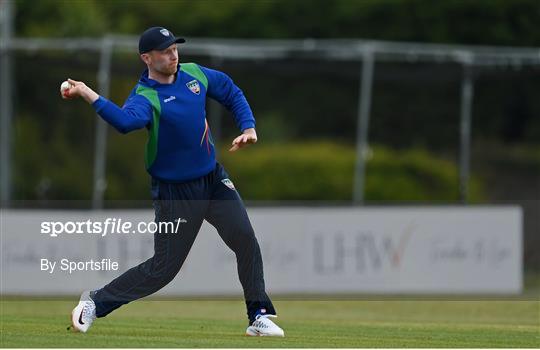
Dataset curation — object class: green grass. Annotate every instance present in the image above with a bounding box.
[1,299,538,347]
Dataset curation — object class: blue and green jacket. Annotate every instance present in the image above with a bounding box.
[92,63,255,182]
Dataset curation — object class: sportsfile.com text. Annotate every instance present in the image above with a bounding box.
[40,217,187,237]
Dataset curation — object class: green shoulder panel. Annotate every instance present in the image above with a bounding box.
[180,63,208,89]
[135,84,161,169]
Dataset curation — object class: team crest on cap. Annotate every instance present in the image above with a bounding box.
[160,28,170,37]
[221,179,236,190]
[186,80,200,95]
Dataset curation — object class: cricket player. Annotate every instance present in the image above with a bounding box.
[63,27,284,337]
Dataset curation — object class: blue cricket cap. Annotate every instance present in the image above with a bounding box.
[138,27,185,54]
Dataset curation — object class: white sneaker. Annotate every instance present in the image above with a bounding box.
[70,291,96,333]
[246,314,285,337]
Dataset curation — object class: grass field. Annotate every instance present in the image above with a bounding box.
[1,298,538,347]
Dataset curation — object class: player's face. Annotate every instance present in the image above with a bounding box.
[145,44,179,76]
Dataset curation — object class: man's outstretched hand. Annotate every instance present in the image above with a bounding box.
[229,128,257,152]
[60,78,99,104]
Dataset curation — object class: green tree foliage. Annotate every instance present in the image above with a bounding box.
[218,142,484,201]
[15,0,540,46]
[9,0,538,204]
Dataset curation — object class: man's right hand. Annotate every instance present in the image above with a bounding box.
[61,79,99,104]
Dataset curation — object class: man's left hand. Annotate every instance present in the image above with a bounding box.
[229,128,257,152]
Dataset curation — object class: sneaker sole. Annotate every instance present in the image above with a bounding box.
[245,326,284,337]
[70,304,83,332]
[70,291,90,333]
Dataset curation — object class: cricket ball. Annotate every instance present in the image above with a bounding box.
[60,80,72,98]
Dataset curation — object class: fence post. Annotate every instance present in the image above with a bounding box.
[459,53,474,203]
[0,0,14,206]
[92,37,113,209]
[353,47,375,204]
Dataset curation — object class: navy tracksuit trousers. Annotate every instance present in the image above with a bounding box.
[91,163,275,323]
